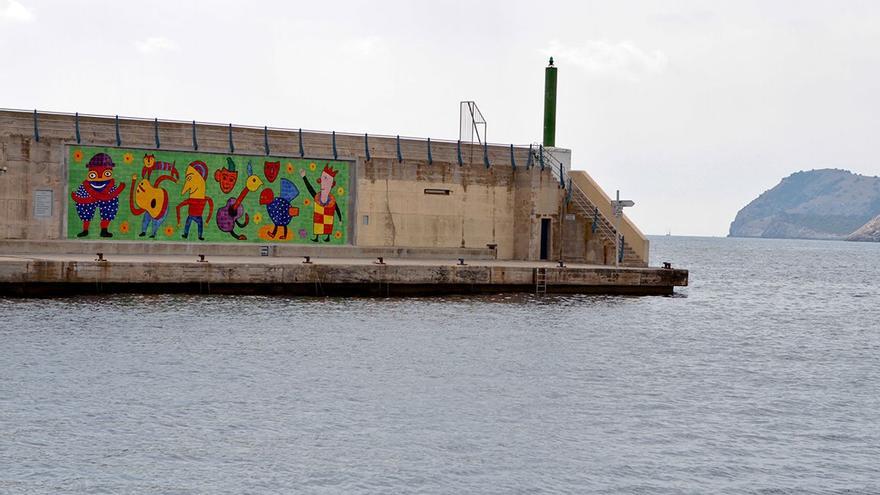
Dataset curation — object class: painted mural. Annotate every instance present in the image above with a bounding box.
[67,146,350,244]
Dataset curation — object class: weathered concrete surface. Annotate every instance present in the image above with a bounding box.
[0,110,566,262]
[0,109,654,266]
[0,239,496,260]
[0,253,688,297]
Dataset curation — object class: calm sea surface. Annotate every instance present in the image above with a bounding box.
[1,236,879,494]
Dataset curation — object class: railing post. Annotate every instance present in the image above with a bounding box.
[456,140,463,166]
[115,115,122,146]
[483,142,490,168]
[33,110,39,142]
[427,137,433,165]
[192,121,198,151]
[526,144,533,169]
[332,131,337,160]
[396,135,403,163]
[539,144,545,170]
[264,126,270,156]
[364,133,371,161]
[509,144,516,169]
[559,163,565,188]
[298,128,305,158]
[75,112,81,144]
[228,124,235,153]
[154,118,160,148]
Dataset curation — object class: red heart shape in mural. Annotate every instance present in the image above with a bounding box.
[264,161,280,183]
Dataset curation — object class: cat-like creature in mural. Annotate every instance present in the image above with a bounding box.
[71,153,126,238]
[130,158,179,238]
[216,161,263,240]
[300,164,342,242]
[259,177,300,239]
[176,161,214,240]
[142,154,179,180]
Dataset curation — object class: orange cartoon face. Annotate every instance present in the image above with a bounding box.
[86,166,115,192]
[214,167,238,194]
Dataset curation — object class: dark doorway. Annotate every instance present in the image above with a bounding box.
[540,218,551,260]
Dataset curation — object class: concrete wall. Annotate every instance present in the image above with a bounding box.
[569,170,649,263]
[0,110,573,261]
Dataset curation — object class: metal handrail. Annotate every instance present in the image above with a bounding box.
[0,107,537,150]
[532,145,641,261]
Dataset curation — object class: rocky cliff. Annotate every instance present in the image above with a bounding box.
[847,214,880,241]
[729,169,880,240]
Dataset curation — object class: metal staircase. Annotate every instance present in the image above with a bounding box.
[531,145,644,266]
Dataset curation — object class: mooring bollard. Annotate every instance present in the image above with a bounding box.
[458,258,466,266]
[375,256,385,265]
[663,262,672,269]
[302,256,312,264]
[197,254,207,263]
[95,253,106,262]
[557,260,565,268]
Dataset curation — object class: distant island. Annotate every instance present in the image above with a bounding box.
[729,168,880,242]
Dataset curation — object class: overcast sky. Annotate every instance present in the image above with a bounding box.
[2,0,879,235]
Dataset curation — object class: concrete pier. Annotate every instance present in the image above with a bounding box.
[0,251,687,297]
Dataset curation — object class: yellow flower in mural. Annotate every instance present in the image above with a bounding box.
[254,212,263,224]
[286,162,294,174]
[336,187,345,196]
[164,225,174,237]
[119,220,130,234]
[72,149,84,163]
[303,198,311,206]
[123,152,134,165]
[309,162,317,171]
[334,230,343,239]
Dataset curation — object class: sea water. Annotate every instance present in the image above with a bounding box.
[1,236,878,494]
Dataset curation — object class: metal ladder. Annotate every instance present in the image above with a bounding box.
[535,267,548,295]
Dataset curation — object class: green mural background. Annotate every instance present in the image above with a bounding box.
[66,146,350,244]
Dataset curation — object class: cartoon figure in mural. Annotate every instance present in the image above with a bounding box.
[176,160,215,240]
[129,158,179,238]
[142,154,179,180]
[300,164,343,242]
[70,153,126,238]
[214,157,239,194]
[216,160,263,240]
[259,178,300,239]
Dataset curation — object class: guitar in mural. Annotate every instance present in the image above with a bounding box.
[216,161,263,240]
[130,159,179,238]
[68,146,348,244]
